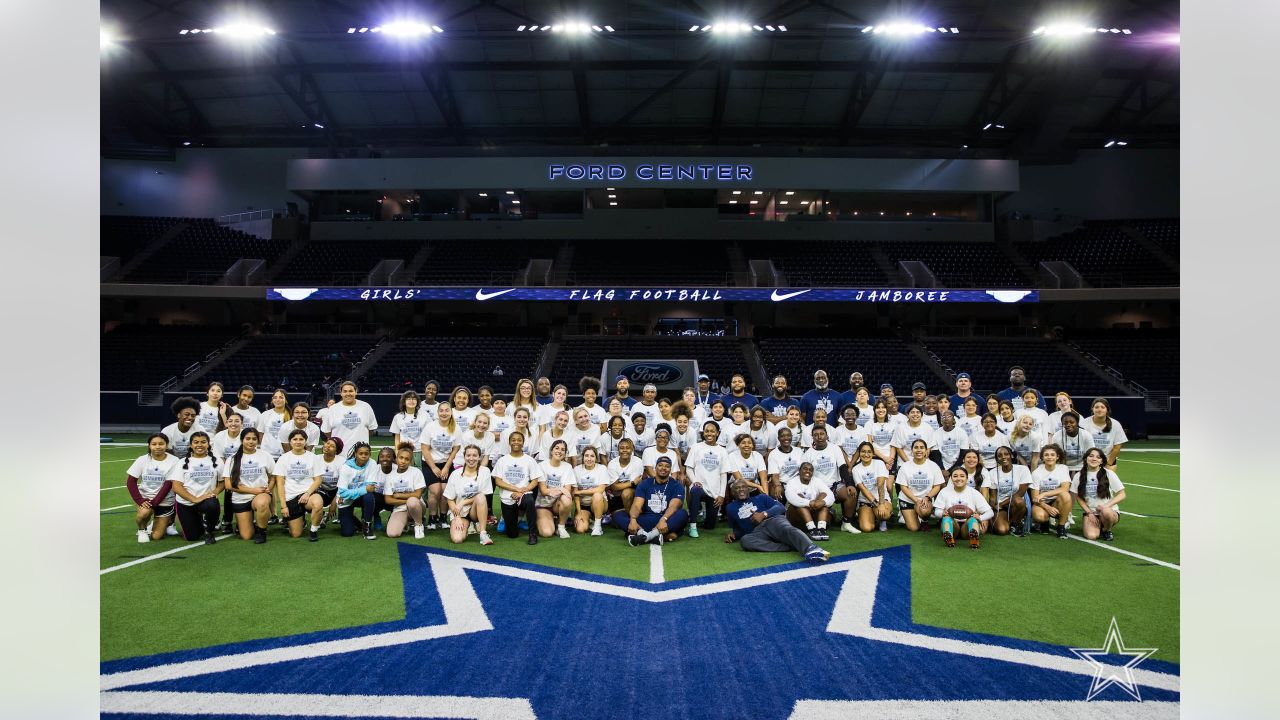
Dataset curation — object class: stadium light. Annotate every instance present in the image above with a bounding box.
[867,22,934,36]
[609,202,617,206]
[729,200,738,204]
[750,200,758,205]
[753,190,763,195]
[346,21,441,38]
[505,190,515,195]
[181,20,277,39]
[526,21,606,34]
[478,192,488,197]
[785,191,795,195]
[731,190,741,194]
[101,28,116,48]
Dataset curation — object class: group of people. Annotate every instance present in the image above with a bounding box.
[124,366,1131,561]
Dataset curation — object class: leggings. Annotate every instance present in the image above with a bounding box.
[686,484,719,530]
[176,498,220,540]
[501,493,538,538]
[338,495,388,537]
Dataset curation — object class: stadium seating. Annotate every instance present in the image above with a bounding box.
[568,243,735,285]
[747,240,890,286]
[357,334,547,393]
[189,334,381,394]
[1069,328,1180,393]
[419,240,562,285]
[100,324,243,390]
[921,338,1119,398]
[123,220,292,284]
[1014,223,1177,287]
[756,331,944,396]
[272,240,425,285]
[100,215,185,264]
[550,336,746,394]
[878,241,1032,288]
[1131,218,1180,257]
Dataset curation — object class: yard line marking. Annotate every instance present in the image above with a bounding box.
[101,458,134,464]
[1125,448,1180,453]
[789,700,1177,719]
[1117,510,1148,518]
[1126,483,1179,493]
[649,543,664,584]
[1122,459,1180,467]
[100,535,234,576]
[99,691,537,720]
[101,504,132,512]
[1066,535,1179,571]
[101,485,125,491]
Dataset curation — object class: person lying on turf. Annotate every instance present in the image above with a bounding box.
[615,456,687,545]
[724,479,829,564]
[784,461,834,541]
[933,465,995,549]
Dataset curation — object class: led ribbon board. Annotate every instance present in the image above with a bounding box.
[268,287,1038,303]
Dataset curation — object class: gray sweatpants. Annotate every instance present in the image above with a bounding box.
[739,515,818,555]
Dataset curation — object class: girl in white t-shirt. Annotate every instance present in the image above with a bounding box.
[973,413,1011,471]
[491,430,543,544]
[684,422,728,538]
[849,386,874,428]
[535,385,571,429]
[455,412,495,471]
[444,445,495,545]
[980,446,1031,536]
[996,400,1018,437]
[748,406,776,454]
[488,398,512,442]
[670,411,700,464]
[726,433,769,498]
[448,387,477,436]
[1086,397,1129,467]
[567,407,601,464]
[419,381,441,424]
[537,409,573,461]
[891,405,937,465]
[773,406,808,451]
[572,447,611,535]
[1046,391,1076,437]
[864,401,898,470]
[577,383,608,432]
[767,426,804,491]
[895,439,945,532]
[724,403,751,450]
[845,441,890,534]
[167,431,222,543]
[1072,447,1128,541]
[196,381,228,435]
[383,443,428,539]
[606,437,643,513]
[421,403,461,529]
[536,439,576,539]
[1029,443,1073,538]
[498,407,537,463]
[256,389,291,459]
[125,433,180,543]
[1053,411,1095,477]
[832,405,869,460]
[1015,388,1051,443]
[1008,414,1043,470]
[223,428,275,543]
[595,415,629,464]
[212,412,245,463]
[273,429,325,540]
[956,449,984,491]
[803,408,832,452]
[390,390,427,464]
[510,378,538,417]
[957,396,984,440]
[932,465,994,549]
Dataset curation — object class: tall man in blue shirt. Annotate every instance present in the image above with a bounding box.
[948,372,985,411]
[608,375,638,410]
[800,370,841,426]
[615,456,688,545]
[759,374,796,423]
[994,366,1046,410]
[719,373,759,410]
[724,480,828,563]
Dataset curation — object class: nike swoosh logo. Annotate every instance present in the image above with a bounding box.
[475,288,517,301]
[770,289,811,301]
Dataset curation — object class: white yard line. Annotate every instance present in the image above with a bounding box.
[1066,535,1179,571]
[1126,483,1179,493]
[101,458,134,464]
[1117,510,1149,518]
[1124,448,1180,453]
[649,543,664,584]
[101,504,133,512]
[100,535,234,575]
[101,485,125,491]
[1122,459,1180,467]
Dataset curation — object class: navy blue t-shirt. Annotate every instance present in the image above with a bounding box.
[634,476,686,516]
[725,493,785,537]
[759,395,798,418]
[536,394,553,406]
[949,392,986,412]
[800,388,842,425]
[717,392,760,411]
[994,387,1046,411]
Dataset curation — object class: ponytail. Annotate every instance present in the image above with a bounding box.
[183,432,214,469]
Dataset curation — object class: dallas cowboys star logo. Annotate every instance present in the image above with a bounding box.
[1070,617,1159,701]
[101,545,1179,719]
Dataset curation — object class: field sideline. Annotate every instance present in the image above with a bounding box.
[100,435,1180,664]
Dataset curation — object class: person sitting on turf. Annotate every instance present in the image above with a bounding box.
[784,461,834,541]
[1072,447,1127,542]
[383,443,428,540]
[605,437,643,520]
[1029,443,1072,538]
[615,456,688,545]
[444,445,494,546]
[536,439,576,540]
[273,429,326,542]
[492,430,543,545]
[336,442,381,539]
[982,446,1031,536]
[125,433,180,543]
[724,479,829,564]
[223,428,275,544]
[845,441,890,534]
[933,465,995,549]
[571,446,611,535]
[896,438,945,532]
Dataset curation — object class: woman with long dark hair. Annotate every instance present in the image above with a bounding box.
[167,431,222,544]
[981,445,1031,537]
[1085,397,1129,467]
[1029,443,1072,538]
[273,428,325,541]
[223,428,275,543]
[1072,447,1127,541]
[125,433,180,543]
[933,465,994,549]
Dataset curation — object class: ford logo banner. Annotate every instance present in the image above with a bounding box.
[619,363,684,385]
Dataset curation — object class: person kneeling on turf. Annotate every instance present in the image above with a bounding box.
[784,462,834,541]
[444,445,494,545]
[724,480,829,564]
[933,466,994,549]
[614,456,688,545]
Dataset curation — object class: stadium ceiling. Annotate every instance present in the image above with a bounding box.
[100,0,1179,160]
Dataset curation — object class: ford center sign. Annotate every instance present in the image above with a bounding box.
[618,362,685,385]
[603,359,699,393]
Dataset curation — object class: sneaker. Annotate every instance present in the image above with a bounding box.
[688,524,699,539]
[527,534,538,545]
[467,523,477,535]
[204,533,217,545]
[165,525,179,536]
[804,548,829,564]
[878,521,887,532]
[253,528,267,544]
[426,519,438,531]
[818,528,830,541]
[496,518,506,534]
[591,524,603,537]
[363,522,376,540]
[137,530,150,543]
[969,530,981,549]
[519,520,529,532]
[479,531,494,546]
[486,516,498,527]
[600,514,613,526]
[628,533,645,547]
[309,529,318,543]
[1057,525,1068,539]
[1101,530,1114,542]
[557,526,570,539]
[652,531,664,546]
[943,531,955,547]
[1011,524,1025,537]
[808,528,822,541]
[841,522,859,535]
[413,524,425,540]
[267,515,281,526]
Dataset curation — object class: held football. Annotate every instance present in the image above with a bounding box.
[947,505,973,521]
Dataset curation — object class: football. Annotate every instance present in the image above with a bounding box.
[947,505,974,521]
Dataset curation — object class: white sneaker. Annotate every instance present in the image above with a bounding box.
[145,520,154,533]
[165,524,179,536]
[841,522,861,535]
[479,531,494,546]
[137,530,150,543]
[557,525,570,539]
[413,525,425,539]
[467,522,478,535]
[591,521,603,536]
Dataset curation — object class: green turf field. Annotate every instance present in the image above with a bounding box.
[100,435,1180,664]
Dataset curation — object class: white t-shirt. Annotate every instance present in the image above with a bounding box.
[536,429,573,461]
[981,464,1032,504]
[256,410,291,457]
[831,424,869,460]
[321,400,379,448]
[230,405,261,430]
[455,432,496,468]
[767,447,804,486]
[492,454,543,504]
[223,450,275,504]
[444,467,494,509]
[316,455,343,489]
[127,453,181,505]
[196,402,222,434]
[167,455,220,505]
[891,421,937,458]
[451,406,477,436]
[567,425,602,459]
[672,427,700,457]
[278,421,321,452]
[895,459,945,501]
[161,422,202,459]
[625,426,656,457]
[574,464,611,493]
[576,403,609,428]
[864,421,896,458]
[363,464,397,496]
[1009,432,1043,466]
[1015,407,1051,443]
[498,426,537,460]
[642,446,683,474]
[535,403,572,429]
[848,404,874,427]
[419,401,441,425]
[972,431,1011,470]
[539,460,576,492]
[920,414,941,432]
[1031,464,1072,494]
[631,401,662,429]
[594,432,630,463]
[934,426,972,469]
[1052,429,1096,471]
[849,459,890,500]
[772,422,808,450]
[606,457,644,488]
[1073,469,1125,510]
[336,460,376,507]
[932,485,994,521]
[957,414,984,440]
[686,443,729,497]
[383,465,427,498]
[211,430,244,463]
[1086,418,1129,457]
[272,451,321,498]
[801,444,846,487]
[421,421,461,464]
[389,410,428,452]
[750,425,778,453]
[785,479,835,508]
[725,450,767,485]
[487,412,513,439]
[996,416,1017,436]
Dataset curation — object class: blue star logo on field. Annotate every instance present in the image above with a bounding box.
[100,545,1178,719]
[1070,617,1159,701]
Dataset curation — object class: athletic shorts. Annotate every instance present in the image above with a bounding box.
[856,493,879,509]
[315,486,337,505]
[535,492,567,509]
[147,503,175,518]
[230,501,254,515]
[420,460,447,485]
[284,494,312,520]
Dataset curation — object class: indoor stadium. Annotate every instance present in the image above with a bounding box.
[96,1,1181,718]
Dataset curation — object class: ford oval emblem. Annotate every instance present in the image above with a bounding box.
[618,363,684,385]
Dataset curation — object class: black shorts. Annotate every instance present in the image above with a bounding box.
[148,503,175,518]
[315,486,337,505]
[420,460,447,485]
[285,494,312,520]
[230,501,254,515]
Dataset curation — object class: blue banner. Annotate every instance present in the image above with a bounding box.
[268,287,1037,303]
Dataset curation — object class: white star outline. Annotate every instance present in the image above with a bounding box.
[1070,616,1159,701]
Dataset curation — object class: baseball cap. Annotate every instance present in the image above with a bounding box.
[880,383,894,391]
[614,374,628,383]
[956,372,971,380]
[912,382,927,391]
[655,456,672,467]
[697,374,710,381]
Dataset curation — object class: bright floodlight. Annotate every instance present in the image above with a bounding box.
[377,21,438,38]
[1032,23,1094,37]
[212,22,276,38]
[869,22,933,36]
[100,28,116,48]
[709,21,753,34]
